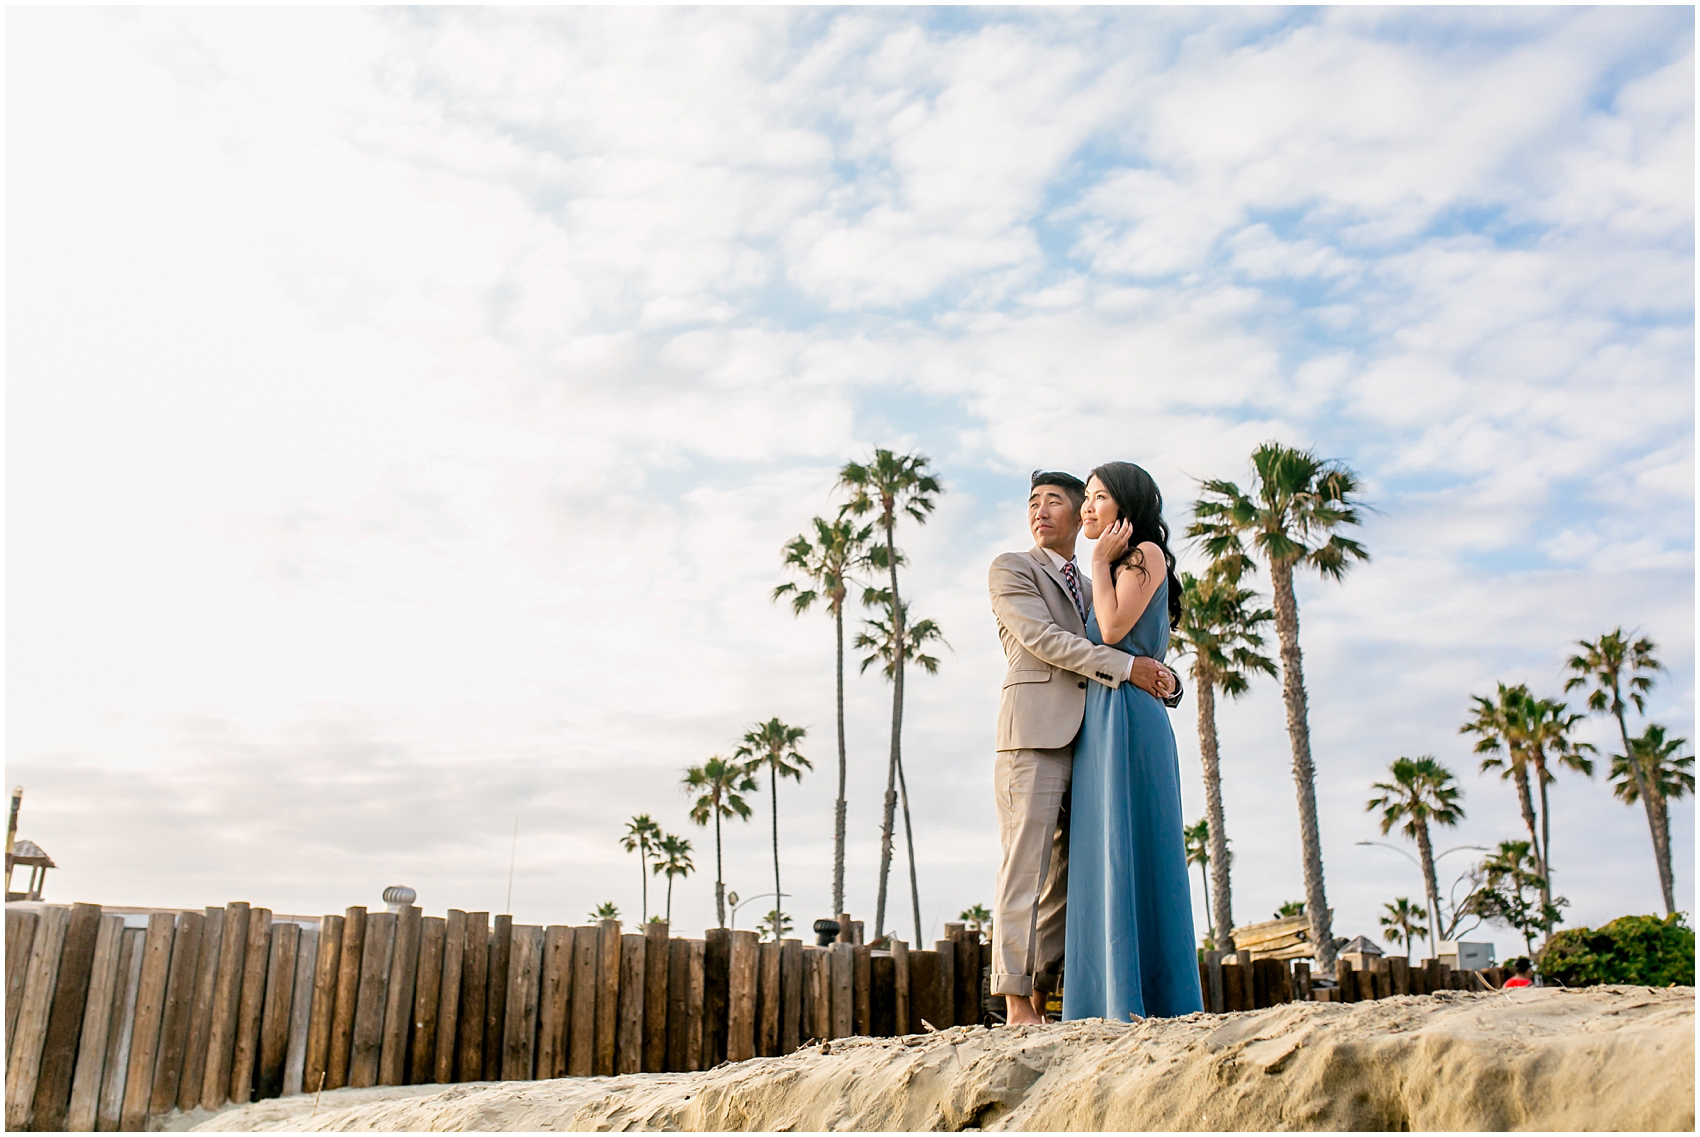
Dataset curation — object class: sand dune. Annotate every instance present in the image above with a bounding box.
[177,985,1692,1132]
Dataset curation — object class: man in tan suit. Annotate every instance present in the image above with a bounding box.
[988,470,1181,1024]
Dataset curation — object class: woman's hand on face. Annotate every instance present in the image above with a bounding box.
[1093,519,1131,564]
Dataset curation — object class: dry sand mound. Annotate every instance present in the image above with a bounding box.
[180,985,1693,1132]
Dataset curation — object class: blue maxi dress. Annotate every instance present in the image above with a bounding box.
[1063,578,1205,1021]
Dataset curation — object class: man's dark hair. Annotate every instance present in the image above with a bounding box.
[1030,469,1086,507]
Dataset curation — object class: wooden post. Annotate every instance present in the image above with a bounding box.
[684,940,706,1071]
[1356,965,1377,1002]
[642,921,668,1073]
[347,911,395,1089]
[378,906,422,1086]
[501,925,543,1081]
[1334,959,1355,1004]
[324,906,364,1091]
[931,941,955,1028]
[4,909,39,1051]
[302,914,342,1097]
[870,953,895,1037]
[1250,958,1272,1008]
[254,921,300,1100]
[1293,960,1312,1002]
[664,937,689,1073]
[98,927,145,1132]
[119,912,177,1130]
[804,948,831,1042]
[1389,956,1411,997]
[432,911,464,1084]
[228,907,274,1105]
[1220,961,1246,1012]
[593,920,620,1076]
[889,939,910,1038]
[779,939,804,1053]
[455,913,488,1083]
[726,930,757,1062]
[954,933,980,1027]
[283,927,318,1095]
[566,927,595,1077]
[67,913,127,1132]
[906,950,936,1034]
[1201,950,1224,1013]
[201,900,251,1108]
[756,939,780,1057]
[701,928,729,1068]
[536,927,571,1080]
[615,933,645,1075]
[177,907,224,1112]
[829,942,853,1039]
[408,917,445,1085]
[852,944,872,1037]
[145,910,205,1116]
[481,915,513,1082]
[28,902,102,1132]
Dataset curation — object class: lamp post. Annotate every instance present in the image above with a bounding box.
[1355,841,1488,960]
[728,891,790,937]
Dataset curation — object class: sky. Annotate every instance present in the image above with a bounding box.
[9,7,1694,959]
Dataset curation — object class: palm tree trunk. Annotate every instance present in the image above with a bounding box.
[1199,868,1213,946]
[714,809,726,928]
[640,849,649,924]
[666,875,674,926]
[1533,755,1554,940]
[896,751,922,945]
[1268,559,1335,973]
[771,762,783,935]
[873,508,905,941]
[1413,820,1441,961]
[1613,698,1675,914]
[1511,765,1542,886]
[1195,673,1235,952]
[833,597,848,917]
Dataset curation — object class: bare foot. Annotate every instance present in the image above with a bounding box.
[1004,994,1044,1025]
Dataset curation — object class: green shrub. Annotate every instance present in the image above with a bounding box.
[1539,913,1694,987]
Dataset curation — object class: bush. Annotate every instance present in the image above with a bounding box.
[1539,913,1694,987]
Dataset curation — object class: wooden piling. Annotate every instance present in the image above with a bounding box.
[1220,961,1247,1011]
[97,927,145,1132]
[889,939,909,1039]
[779,939,804,1053]
[144,910,205,1116]
[726,930,757,1063]
[283,927,318,1095]
[302,914,342,1098]
[906,950,936,1034]
[615,933,645,1075]
[432,911,465,1084]
[1334,959,1355,1004]
[324,906,365,1091]
[177,907,225,1112]
[932,941,955,1029]
[702,928,729,1068]
[254,921,300,1100]
[664,937,690,1072]
[4,908,40,1051]
[228,907,273,1105]
[66,913,126,1132]
[454,912,488,1083]
[379,906,421,1086]
[1356,965,1377,1002]
[29,902,103,1131]
[642,921,668,1072]
[408,917,445,1085]
[593,920,620,1076]
[1293,960,1312,1003]
[1389,956,1411,997]
[852,944,872,1037]
[119,912,177,1130]
[804,947,831,1042]
[501,925,543,1081]
[829,942,854,1039]
[347,910,395,1089]
[870,953,895,1037]
[566,927,595,1077]
[953,933,980,1027]
[536,927,571,1080]
[756,939,780,1057]
[482,915,513,1082]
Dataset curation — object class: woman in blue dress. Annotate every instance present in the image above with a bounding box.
[1063,461,1204,1021]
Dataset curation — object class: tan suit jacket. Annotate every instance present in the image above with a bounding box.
[989,548,1135,752]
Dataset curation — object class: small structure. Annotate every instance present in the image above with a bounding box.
[6,838,57,902]
[383,885,417,913]
[1228,912,1319,960]
[1337,934,1385,972]
[1438,940,1496,970]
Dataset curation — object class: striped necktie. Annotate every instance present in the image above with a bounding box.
[1059,561,1087,624]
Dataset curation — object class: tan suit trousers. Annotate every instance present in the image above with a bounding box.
[991,744,1071,997]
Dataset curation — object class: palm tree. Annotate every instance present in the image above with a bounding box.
[651,832,694,926]
[756,910,794,942]
[1171,569,1275,952]
[959,904,992,944]
[1379,898,1429,957]
[1611,725,1695,888]
[1461,683,1543,881]
[838,449,941,942]
[1519,693,1595,932]
[684,756,757,927]
[856,596,945,945]
[1468,840,1564,956]
[1566,631,1672,913]
[1366,755,1464,959]
[620,814,663,923]
[735,717,812,938]
[1183,818,1214,947]
[590,902,620,921]
[1189,442,1369,973]
[774,516,874,919]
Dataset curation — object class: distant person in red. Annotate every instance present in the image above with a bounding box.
[1504,957,1535,988]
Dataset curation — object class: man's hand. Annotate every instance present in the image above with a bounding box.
[1128,657,1177,700]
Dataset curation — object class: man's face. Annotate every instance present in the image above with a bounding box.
[1028,484,1082,552]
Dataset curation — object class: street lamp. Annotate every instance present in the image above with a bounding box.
[727,891,790,935]
[1355,841,1489,959]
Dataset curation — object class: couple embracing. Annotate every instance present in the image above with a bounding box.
[987,463,1204,1025]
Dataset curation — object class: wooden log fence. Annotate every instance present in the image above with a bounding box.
[6,902,1507,1131]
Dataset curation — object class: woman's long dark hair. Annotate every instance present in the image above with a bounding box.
[1088,461,1182,628]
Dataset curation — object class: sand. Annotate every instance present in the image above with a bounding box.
[173,985,1693,1131]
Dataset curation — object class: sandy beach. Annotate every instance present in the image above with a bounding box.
[166,985,1692,1132]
